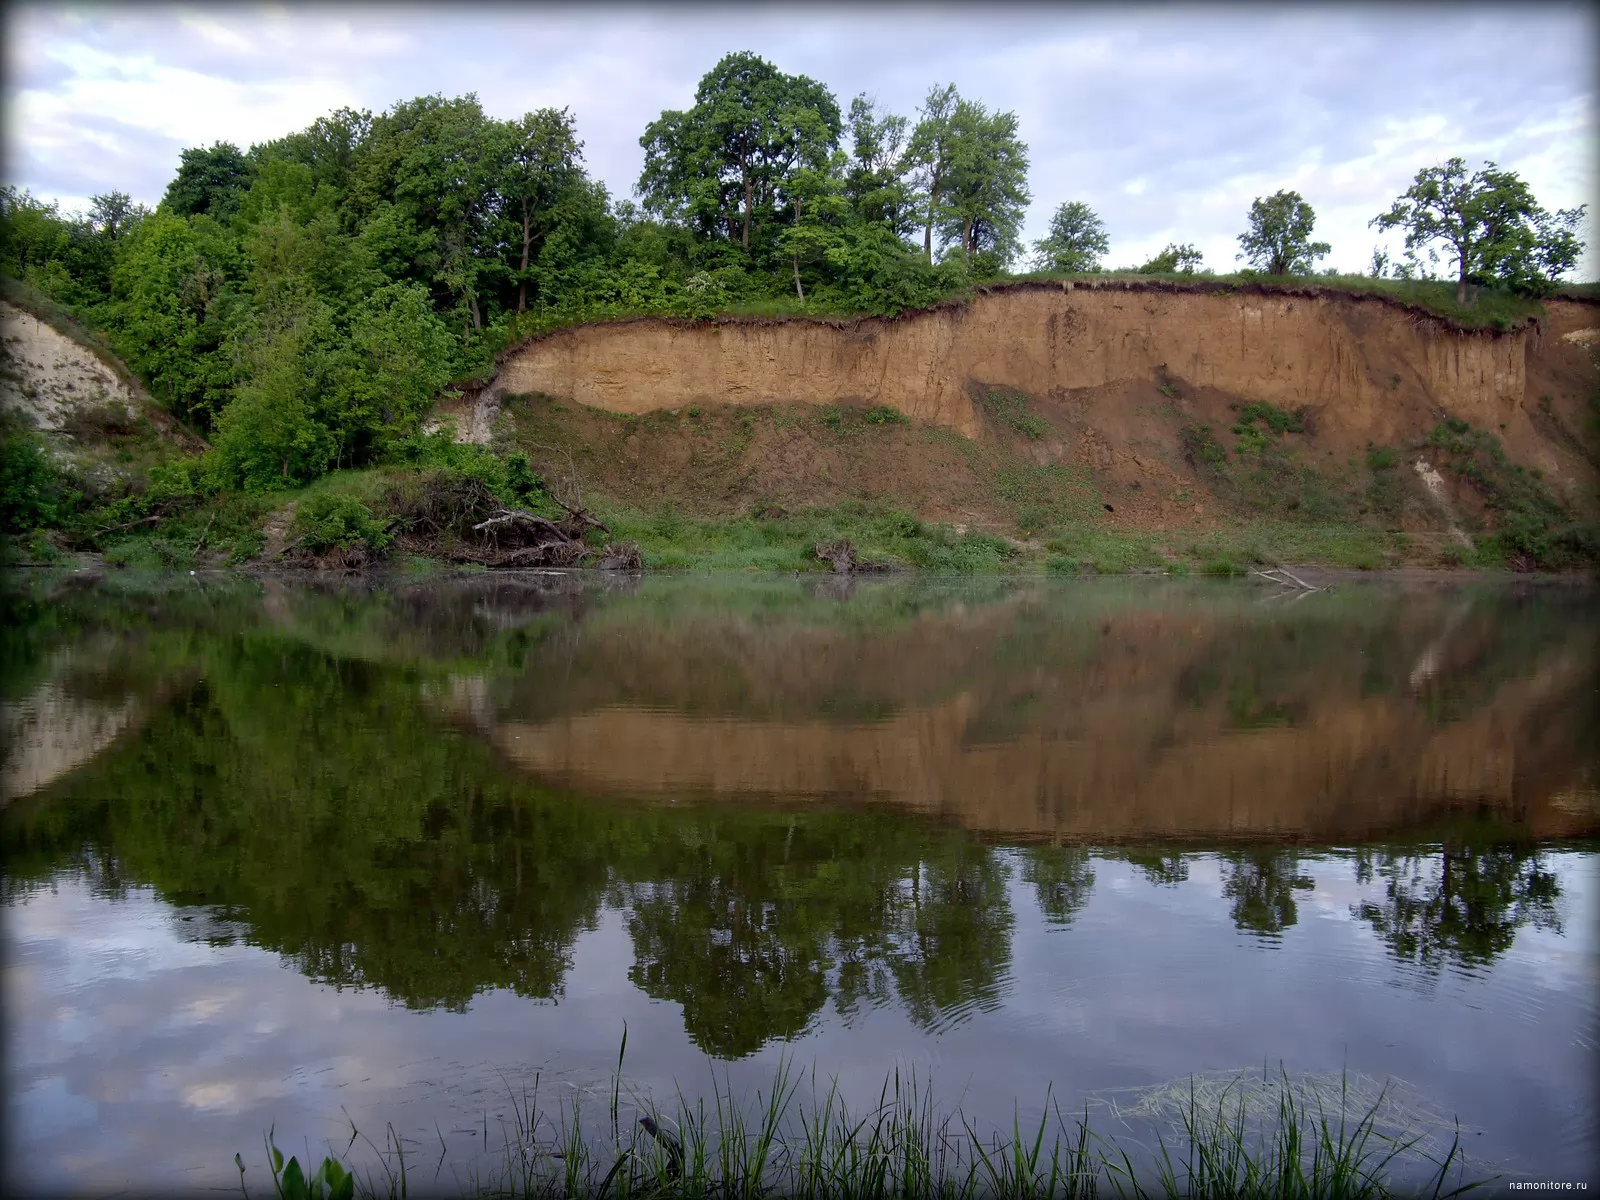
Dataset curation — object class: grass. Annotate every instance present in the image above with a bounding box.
[488,272,1551,352]
[600,500,1021,573]
[235,1051,1487,1200]
[1000,270,1548,332]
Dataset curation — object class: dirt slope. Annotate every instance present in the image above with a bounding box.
[486,283,1599,511]
[0,299,143,431]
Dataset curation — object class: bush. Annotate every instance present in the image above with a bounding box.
[0,420,77,533]
[1366,445,1399,471]
[293,492,392,555]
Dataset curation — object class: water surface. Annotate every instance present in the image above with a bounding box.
[3,571,1596,1193]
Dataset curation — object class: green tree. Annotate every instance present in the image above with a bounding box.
[1237,189,1330,276]
[905,83,960,262]
[1033,200,1109,273]
[1136,242,1204,274]
[844,94,914,236]
[327,282,456,462]
[106,209,243,426]
[935,99,1030,269]
[638,52,842,252]
[214,277,337,488]
[495,108,585,312]
[348,94,502,333]
[163,141,254,221]
[1372,158,1586,302]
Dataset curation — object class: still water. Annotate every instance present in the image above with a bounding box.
[2,570,1596,1194]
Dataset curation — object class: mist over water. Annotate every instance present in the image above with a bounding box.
[3,570,1596,1193]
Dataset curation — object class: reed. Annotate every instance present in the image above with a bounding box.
[238,1047,1489,1200]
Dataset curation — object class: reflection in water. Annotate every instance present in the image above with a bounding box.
[1353,845,1564,974]
[1,571,1596,1191]
[1221,850,1316,939]
[2,571,1593,1037]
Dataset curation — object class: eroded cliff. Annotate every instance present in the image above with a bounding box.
[488,282,1599,497]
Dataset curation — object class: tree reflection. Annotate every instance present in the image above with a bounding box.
[1020,844,1096,924]
[1221,850,1314,938]
[1352,843,1563,972]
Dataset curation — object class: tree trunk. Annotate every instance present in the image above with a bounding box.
[923,166,940,261]
[963,217,973,260]
[793,198,805,302]
[1457,271,1468,306]
[741,151,752,248]
[517,204,532,313]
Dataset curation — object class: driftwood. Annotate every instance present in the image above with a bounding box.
[597,540,643,570]
[1251,566,1327,593]
[814,538,856,574]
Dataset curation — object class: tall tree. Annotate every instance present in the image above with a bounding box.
[638,51,841,251]
[1237,189,1330,276]
[1033,200,1109,273]
[844,94,913,235]
[1372,158,1586,302]
[936,99,1030,268]
[905,83,960,261]
[494,108,584,312]
[163,142,254,221]
[349,94,501,332]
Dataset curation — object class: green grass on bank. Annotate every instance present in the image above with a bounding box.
[487,273,1555,355]
[235,1056,1486,1200]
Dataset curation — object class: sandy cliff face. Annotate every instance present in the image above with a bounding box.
[492,285,1599,485]
[0,300,141,430]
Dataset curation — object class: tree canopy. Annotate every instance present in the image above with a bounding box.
[1032,201,1109,273]
[1237,189,1330,276]
[1372,157,1586,302]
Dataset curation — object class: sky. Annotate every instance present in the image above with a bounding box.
[4,2,1598,278]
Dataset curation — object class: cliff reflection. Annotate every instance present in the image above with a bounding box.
[0,572,1593,1058]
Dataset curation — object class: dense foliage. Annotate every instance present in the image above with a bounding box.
[0,54,1050,497]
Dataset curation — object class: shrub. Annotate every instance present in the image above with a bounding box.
[865,405,908,426]
[293,492,392,555]
[0,419,77,533]
[1366,446,1399,471]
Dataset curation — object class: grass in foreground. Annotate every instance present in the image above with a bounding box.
[238,1053,1489,1200]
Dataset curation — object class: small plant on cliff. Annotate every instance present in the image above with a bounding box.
[1232,401,1306,453]
[865,404,908,426]
[977,387,1051,440]
[1426,418,1594,568]
[1180,423,1228,470]
[1366,446,1399,471]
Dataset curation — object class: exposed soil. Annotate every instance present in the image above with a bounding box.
[0,300,140,430]
[478,286,1600,549]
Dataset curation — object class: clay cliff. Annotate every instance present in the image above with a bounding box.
[485,281,1600,505]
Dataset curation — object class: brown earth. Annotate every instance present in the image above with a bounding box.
[464,283,1600,544]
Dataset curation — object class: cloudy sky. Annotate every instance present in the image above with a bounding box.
[5,2,1597,278]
